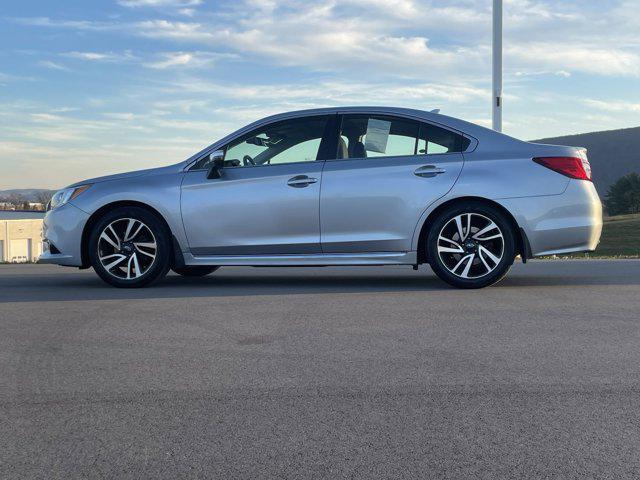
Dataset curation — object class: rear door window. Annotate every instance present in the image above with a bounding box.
[338,115,419,159]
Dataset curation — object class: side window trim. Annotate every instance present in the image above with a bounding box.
[316,113,341,161]
[187,113,476,170]
[332,114,345,161]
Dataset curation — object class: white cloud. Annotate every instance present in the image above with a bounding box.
[341,0,420,20]
[12,16,114,30]
[505,0,583,24]
[507,43,640,78]
[151,98,211,113]
[37,60,69,71]
[30,113,67,122]
[0,71,37,84]
[143,51,235,69]
[68,52,111,61]
[132,19,483,79]
[117,0,204,17]
[158,78,487,108]
[146,52,195,69]
[134,20,216,41]
[177,8,196,16]
[103,112,138,120]
[584,99,640,114]
[514,70,572,78]
[63,51,136,62]
[117,0,202,8]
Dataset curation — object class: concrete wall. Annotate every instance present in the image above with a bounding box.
[1,218,44,263]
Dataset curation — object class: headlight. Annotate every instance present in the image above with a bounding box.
[49,184,92,210]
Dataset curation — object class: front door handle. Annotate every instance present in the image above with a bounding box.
[414,165,446,178]
[287,175,318,188]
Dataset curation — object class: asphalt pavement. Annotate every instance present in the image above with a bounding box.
[2,260,640,479]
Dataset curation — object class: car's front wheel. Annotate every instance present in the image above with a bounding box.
[426,202,516,289]
[88,206,171,288]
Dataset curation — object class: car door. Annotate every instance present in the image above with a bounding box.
[181,115,334,255]
[320,114,466,253]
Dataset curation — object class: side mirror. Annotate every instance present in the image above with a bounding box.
[206,150,225,179]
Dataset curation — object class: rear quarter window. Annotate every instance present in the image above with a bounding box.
[418,123,470,154]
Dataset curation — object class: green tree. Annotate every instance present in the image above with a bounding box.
[606,172,640,216]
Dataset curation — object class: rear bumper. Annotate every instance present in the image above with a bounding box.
[38,202,89,267]
[498,180,603,257]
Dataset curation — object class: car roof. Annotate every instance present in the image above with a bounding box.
[258,105,464,129]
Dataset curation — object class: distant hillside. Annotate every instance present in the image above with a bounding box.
[533,126,640,196]
[0,189,54,202]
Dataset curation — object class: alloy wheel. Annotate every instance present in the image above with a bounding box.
[437,213,505,279]
[97,218,157,280]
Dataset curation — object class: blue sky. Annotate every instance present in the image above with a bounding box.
[1,0,639,189]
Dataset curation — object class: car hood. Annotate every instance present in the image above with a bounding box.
[68,165,175,188]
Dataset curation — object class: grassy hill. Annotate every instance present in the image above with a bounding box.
[596,213,640,257]
[533,126,640,197]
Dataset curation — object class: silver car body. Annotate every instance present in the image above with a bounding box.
[39,106,603,268]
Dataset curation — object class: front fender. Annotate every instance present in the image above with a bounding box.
[70,170,189,253]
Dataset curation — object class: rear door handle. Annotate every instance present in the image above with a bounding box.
[414,165,446,178]
[287,175,318,188]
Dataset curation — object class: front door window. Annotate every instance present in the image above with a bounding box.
[193,116,330,170]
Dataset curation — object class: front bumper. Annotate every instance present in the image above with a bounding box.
[38,202,90,267]
[498,180,603,257]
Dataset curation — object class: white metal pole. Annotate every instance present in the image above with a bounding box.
[492,0,503,132]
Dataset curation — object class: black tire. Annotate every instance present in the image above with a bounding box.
[172,266,220,277]
[88,206,171,288]
[426,201,516,289]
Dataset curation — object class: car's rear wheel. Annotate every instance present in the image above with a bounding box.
[426,202,516,289]
[88,206,171,288]
[172,266,219,277]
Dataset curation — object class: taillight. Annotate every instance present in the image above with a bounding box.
[533,156,592,181]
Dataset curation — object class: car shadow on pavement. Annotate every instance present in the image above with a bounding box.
[0,269,447,303]
[1,262,639,303]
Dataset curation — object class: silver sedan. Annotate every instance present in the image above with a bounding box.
[39,107,603,288]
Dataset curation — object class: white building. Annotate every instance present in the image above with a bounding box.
[28,202,45,211]
[0,211,45,263]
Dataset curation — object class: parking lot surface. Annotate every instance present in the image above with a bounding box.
[2,260,640,479]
